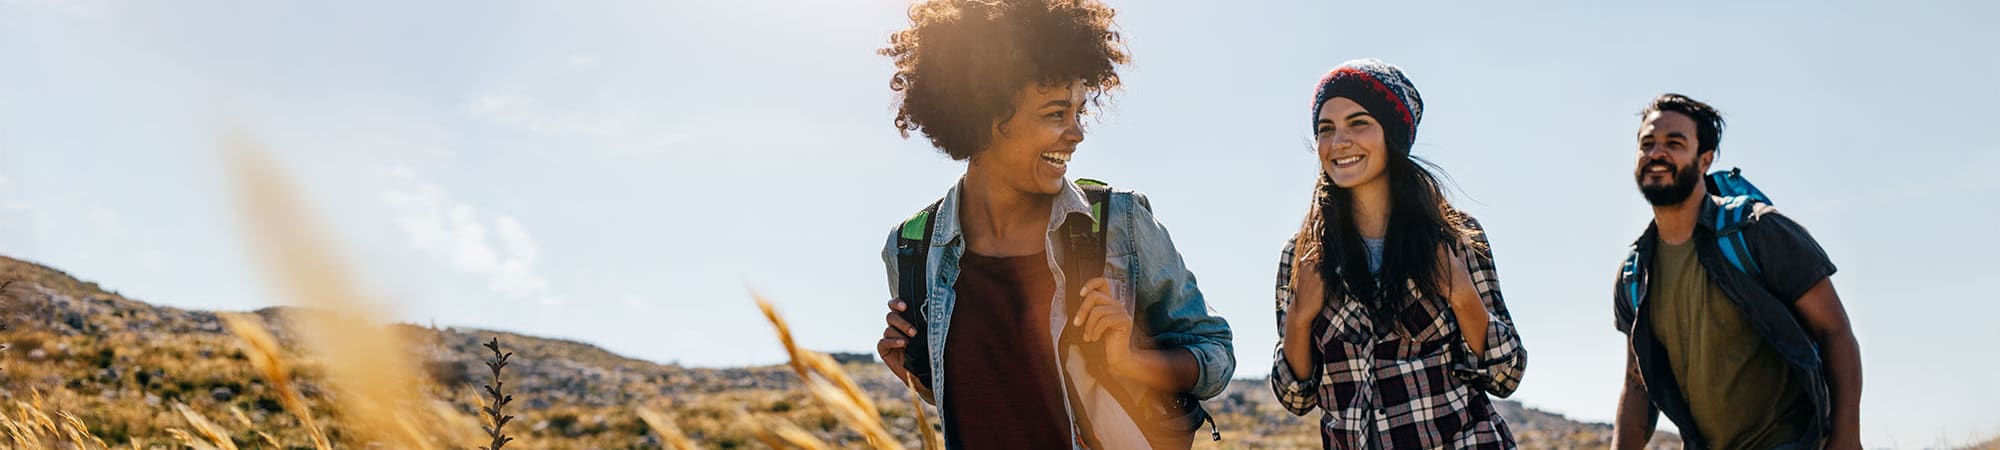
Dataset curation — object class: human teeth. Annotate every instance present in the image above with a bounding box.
[1336,156,1362,165]
[1042,152,1070,164]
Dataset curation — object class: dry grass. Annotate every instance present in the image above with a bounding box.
[171,403,237,450]
[753,290,922,450]
[230,137,445,449]
[0,390,106,448]
[218,312,329,449]
[637,406,699,450]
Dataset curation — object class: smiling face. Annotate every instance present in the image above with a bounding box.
[970,81,1087,195]
[1635,110,1713,206]
[1315,97,1391,190]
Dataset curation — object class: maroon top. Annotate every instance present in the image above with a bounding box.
[942,251,1070,449]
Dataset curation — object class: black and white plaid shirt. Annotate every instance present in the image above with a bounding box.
[1270,215,1527,449]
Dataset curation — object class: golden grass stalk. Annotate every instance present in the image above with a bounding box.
[174,402,240,450]
[637,407,700,450]
[227,406,253,429]
[1,412,36,449]
[226,135,435,450]
[218,313,331,450]
[17,401,59,438]
[736,410,830,450]
[256,431,281,448]
[749,290,903,450]
[897,370,942,450]
[57,411,102,448]
[165,427,220,450]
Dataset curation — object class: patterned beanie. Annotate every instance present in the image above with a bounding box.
[1311,58,1424,153]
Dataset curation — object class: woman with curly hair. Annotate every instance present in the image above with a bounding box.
[1271,59,1529,449]
[871,1,1235,448]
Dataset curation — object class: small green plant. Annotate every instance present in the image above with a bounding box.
[479,337,516,450]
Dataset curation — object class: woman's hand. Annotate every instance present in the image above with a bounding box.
[1287,202,1328,329]
[1076,277,1200,392]
[1074,277,1135,371]
[877,298,919,379]
[1281,201,1329,381]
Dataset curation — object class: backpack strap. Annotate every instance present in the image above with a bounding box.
[1706,167,1772,281]
[1618,249,1645,313]
[1061,179,1221,444]
[894,200,942,388]
[1713,196,1766,280]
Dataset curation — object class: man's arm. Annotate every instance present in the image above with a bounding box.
[1794,278,1862,450]
[1612,349,1658,450]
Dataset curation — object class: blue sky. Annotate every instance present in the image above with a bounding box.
[2,0,1996,446]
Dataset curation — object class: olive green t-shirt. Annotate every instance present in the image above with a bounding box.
[1647,237,1813,449]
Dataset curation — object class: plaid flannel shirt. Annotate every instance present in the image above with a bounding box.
[1270,216,1527,449]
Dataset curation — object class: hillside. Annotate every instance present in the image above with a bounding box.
[0,254,1680,448]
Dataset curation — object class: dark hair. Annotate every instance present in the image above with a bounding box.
[881,0,1128,160]
[1313,140,1484,333]
[1641,93,1726,154]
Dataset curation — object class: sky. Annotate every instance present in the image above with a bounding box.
[2,0,1997,446]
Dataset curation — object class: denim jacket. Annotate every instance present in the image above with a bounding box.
[880,179,1236,448]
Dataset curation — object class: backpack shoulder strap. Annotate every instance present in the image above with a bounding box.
[1712,196,1766,280]
[894,200,942,387]
[1063,179,1112,288]
[1618,246,1646,313]
[1061,179,1221,443]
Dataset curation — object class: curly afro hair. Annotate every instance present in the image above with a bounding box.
[881,0,1129,160]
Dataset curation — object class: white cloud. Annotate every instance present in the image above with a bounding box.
[380,165,564,306]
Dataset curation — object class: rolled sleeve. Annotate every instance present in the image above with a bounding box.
[1745,210,1838,303]
[881,226,901,294]
[1448,221,1526,398]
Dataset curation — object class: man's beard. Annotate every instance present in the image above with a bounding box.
[1637,159,1701,206]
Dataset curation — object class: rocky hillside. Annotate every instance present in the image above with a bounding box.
[0,254,1683,448]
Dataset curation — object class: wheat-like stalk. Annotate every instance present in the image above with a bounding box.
[0,409,35,448]
[165,427,220,450]
[174,402,240,450]
[219,313,330,450]
[227,134,438,450]
[897,369,942,450]
[227,405,253,429]
[17,401,59,438]
[736,409,830,450]
[749,290,903,450]
[637,407,700,450]
[57,411,105,449]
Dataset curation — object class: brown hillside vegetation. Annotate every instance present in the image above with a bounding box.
[0,254,1687,449]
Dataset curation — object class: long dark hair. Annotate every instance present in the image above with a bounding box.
[1313,140,1483,335]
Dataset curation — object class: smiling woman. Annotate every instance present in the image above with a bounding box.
[870,1,1239,449]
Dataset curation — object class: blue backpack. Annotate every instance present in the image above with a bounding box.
[1704,167,1770,278]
